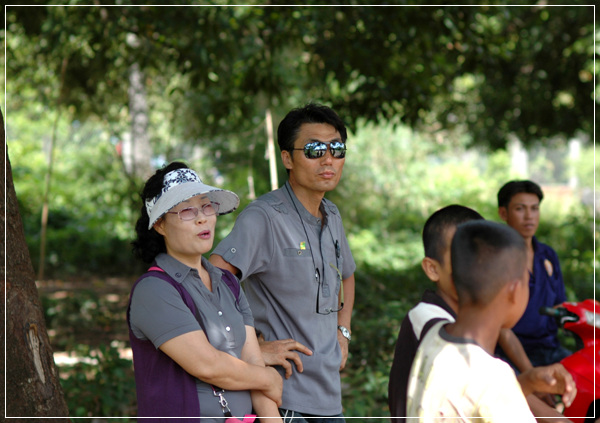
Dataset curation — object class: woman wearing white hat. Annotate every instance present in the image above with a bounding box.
[128,161,283,422]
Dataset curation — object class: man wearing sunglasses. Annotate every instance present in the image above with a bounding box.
[211,103,356,423]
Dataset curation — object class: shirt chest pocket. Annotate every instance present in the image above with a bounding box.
[282,248,315,283]
[283,248,314,258]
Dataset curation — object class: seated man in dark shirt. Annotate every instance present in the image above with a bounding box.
[496,180,571,368]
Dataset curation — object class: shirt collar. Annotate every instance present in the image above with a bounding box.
[155,253,228,290]
[284,181,328,227]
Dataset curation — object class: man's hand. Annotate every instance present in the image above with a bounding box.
[518,363,577,409]
[337,330,349,371]
[258,334,313,379]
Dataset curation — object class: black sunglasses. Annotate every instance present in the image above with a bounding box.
[292,141,347,159]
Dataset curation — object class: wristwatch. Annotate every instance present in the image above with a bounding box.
[337,325,351,342]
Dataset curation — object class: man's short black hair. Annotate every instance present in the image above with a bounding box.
[497,180,544,208]
[277,103,347,153]
[422,205,484,263]
[452,220,526,306]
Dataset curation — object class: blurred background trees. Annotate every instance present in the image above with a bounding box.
[4,2,597,420]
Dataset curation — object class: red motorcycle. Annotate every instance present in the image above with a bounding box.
[540,299,599,423]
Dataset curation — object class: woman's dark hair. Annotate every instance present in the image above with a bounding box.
[131,161,189,263]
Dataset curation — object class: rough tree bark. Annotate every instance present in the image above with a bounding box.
[2,109,70,420]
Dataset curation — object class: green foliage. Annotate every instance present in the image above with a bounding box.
[537,205,598,301]
[304,5,595,148]
[8,102,142,277]
[6,5,597,152]
[58,343,136,419]
[7,4,597,418]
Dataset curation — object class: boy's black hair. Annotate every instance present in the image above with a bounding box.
[422,205,484,263]
[451,220,526,306]
[277,103,348,153]
[497,180,544,208]
[131,161,189,263]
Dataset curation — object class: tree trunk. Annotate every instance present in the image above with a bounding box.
[126,61,153,180]
[265,107,278,191]
[2,109,70,420]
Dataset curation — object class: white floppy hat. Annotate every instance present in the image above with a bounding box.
[146,168,240,229]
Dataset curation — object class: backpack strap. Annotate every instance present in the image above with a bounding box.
[141,267,199,320]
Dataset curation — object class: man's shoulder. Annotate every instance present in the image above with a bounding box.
[251,189,343,218]
[230,191,286,222]
[533,237,559,258]
[131,274,182,304]
[250,188,290,213]
[409,301,454,320]
[407,298,455,340]
[322,197,341,217]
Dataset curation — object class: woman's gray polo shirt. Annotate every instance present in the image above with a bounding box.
[212,182,356,416]
[129,253,254,420]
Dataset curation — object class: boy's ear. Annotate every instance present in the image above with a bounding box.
[505,278,519,303]
[498,206,508,222]
[421,257,441,282]
[501,278,527,328]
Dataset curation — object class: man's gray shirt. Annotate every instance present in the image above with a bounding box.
[212,182,356,415]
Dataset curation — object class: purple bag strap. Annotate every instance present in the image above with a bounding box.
[220,268,241,303]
